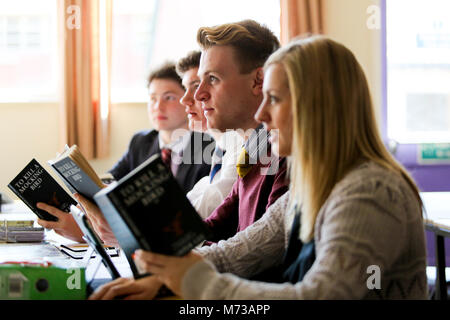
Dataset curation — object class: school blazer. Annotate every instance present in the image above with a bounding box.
[109,130,214,194]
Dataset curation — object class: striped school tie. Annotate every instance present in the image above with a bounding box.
[236,147,252,178]
[161,148,172,168]
[210,147,225,183]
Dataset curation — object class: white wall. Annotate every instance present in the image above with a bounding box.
[323,0,382,122]
[0,102,60,197]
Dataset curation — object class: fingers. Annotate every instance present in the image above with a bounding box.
[36,218,58,230]
[75,204,85,214]
[73,193,84,203]
[74,194,93,216]
[135,250,172,267]
[88,277,130,300]
[122,281,163,300]
[134,250,175,276]
[84,211,100,229]
[36,202,67,220]
[97,223,112,234]
[100,282,134,300]
[74,193,92,210]
[74,194,104,224]
[88,218,117,245]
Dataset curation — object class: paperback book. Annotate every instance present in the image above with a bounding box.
[7,159,77,221]
[94,153,211,277]
[48,145,105,200]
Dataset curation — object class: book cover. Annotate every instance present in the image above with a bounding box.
[7,159,77,221]
[94,153,211,277]
[48,145,104,200]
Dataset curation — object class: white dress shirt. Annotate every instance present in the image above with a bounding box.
[187,130,243,219]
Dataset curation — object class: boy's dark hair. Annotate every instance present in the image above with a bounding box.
[147,62,183,88]
[176,50,201,76]
[197,19,280,74]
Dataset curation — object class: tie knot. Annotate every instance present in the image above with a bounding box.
[236,147,252,178]
[210,147,225,184]
[161,148,172,167]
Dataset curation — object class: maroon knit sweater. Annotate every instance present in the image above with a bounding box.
[204,157,288,244]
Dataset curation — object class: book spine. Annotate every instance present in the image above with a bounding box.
[6,183,40,217]
[108,193,151,251]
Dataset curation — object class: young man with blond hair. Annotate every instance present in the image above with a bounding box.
[194,20,288,243]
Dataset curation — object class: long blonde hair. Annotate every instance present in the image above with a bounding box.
[265,36,422,242]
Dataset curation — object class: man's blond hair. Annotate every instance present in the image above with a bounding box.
[197,19,280,74]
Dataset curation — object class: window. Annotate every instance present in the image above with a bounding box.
[111,0,280,102]
[386,0,450,144]
[0,0,281,103]
[384,0,450,191]
[0,0,58,102]
[110,0,159,102]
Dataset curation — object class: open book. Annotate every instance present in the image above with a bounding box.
[93,153,211,277]
[48,145,105,200]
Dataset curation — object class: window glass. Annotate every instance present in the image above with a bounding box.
[386,0,450,143]
[0,0,57,102]
[111,0,280,102]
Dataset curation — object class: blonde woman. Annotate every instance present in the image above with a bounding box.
[99,37,428,300]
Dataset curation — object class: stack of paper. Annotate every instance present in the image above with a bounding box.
[59,243,120,260]
[0,220,44,243]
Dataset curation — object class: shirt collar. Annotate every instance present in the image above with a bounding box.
[158,130,191,155]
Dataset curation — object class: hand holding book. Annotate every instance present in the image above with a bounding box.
[133,249,203,297]
[74,193,118,247]
[88,273,164,300]
[93,153,211,278]
[36,202,85,243]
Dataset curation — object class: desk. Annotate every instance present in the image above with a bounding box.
[421,192,450,300]
[0,201,133,297]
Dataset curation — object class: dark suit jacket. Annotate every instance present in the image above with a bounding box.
[109,130,214,194]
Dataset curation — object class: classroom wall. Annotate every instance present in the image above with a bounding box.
[0,0,382,199]
[323,0,382,123]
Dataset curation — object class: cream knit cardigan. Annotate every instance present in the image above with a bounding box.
[182,162,428,300]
